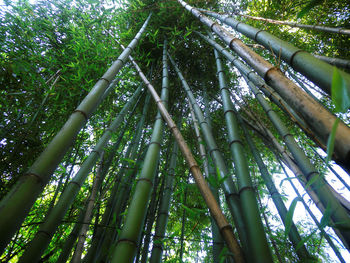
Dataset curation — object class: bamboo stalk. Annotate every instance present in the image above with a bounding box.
[129,49,245,263]
[0,13,152,253]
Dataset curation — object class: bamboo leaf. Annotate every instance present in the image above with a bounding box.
[332,67,350,113]
[297,0,324,18]
[284,197,301,239]
[296,229,317,250]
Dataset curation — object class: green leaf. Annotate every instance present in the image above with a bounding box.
[332,67,350,113]
[297,0,324,18]
[326,118,340,165]
[296,229,317,250]
[284,197,301,239]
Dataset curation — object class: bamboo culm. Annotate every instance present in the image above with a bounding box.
[213,44,273,262]
[129,46,245,263]
[0,13,152,253]
[149,138,179,263]
[200,8,350,94]
[70,152,105,263]
[197,32,350,173]
[168,53,249,254]
[18,84,144,263]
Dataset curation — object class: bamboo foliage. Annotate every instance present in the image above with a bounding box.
[200,9,350,93]
[227,12,350,36]
[0,13,152,253]
[198,32,350,173]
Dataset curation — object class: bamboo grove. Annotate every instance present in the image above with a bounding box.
[1,0,350,262]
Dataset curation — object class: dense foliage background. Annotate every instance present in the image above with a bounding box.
[1,0,350,262]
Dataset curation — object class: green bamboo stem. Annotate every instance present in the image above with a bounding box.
[213,45,273,262]
[0,13,152,254]
[19,85,143,263]
[130,48,245,263]
[200,98,226,263]
[313,55,350,71]
[168,54,249,253]
[237,112,312,260]
[95,94,152,263]
[232,12,350,36]
[149,139,179,263]
[198,32,350,173]
[109,40,169,263]
[256,194,285,263]
[56,123,130,263]
[277,158,346,263]
[70,152,105,263]
[199,8,350,94]
[140,170,162,263]
[243,76,350,248]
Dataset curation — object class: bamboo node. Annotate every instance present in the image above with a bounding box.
[100,77,111,85]
[289,49,306,66]
[116,238,137,247]
[137,177,153,186]
[238,185,255,195]
[253,29,265,41]
[73,109,89,121]
[23,172,44,184]
[229,138,244,148]
[149,141,162,147]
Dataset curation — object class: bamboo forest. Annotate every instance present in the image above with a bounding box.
[1,0,350,262]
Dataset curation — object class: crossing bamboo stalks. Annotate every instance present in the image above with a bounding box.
[276,158,346,263]
[199,8,350,94]
[56,121,130,263]
[0,13,152,253]
[243,76,350,248]
[19,85,143,263]
[227,12,350,36]
[168,53,250,254]
[110,40,169,263]
[190,100,225,263]
[70,152,105,263]
[213,48,273,262]
[149,136,179,263]
[129,46,245,263]
[197,32,350,173]
[95,94,152,263]
[237,112,313,260]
